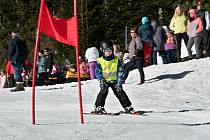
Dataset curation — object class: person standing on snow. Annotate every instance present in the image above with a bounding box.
[138,16,156,65]
[169,6,188,62]
[92,40,134,114]
[152,20,168,64]
[186,9,203,59]
[123,28,145,85]
[8,31,28,92]
[85,47,99,80]
[195,1,210,57]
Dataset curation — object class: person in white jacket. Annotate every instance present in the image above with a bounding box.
[0,69,6,88]
[85,47,99,80]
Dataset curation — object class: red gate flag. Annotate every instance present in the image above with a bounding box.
[32,0,84,124]
[38,0,77,46]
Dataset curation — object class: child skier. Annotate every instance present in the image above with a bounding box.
[92,40,134,114]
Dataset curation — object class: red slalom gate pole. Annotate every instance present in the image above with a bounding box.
[74,0,84,124]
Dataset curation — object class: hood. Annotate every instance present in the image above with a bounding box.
[151,20,157,27]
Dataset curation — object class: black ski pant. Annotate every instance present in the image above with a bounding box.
[95,83,132,108]
[123,59,145,82]
[199,29,210,57]
[174,33,188,61]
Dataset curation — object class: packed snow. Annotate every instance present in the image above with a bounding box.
[0,58,210,140]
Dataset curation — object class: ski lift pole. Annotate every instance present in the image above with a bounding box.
[125,26,128,50]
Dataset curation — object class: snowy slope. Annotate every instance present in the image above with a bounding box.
[0,58,210,140]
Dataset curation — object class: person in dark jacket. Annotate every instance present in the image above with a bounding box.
[8,31,28,92]
[92,40,134,114]
[196,1,210,57]
[152,20,168,64]
[124,28,145,85]
[44,48,53,75]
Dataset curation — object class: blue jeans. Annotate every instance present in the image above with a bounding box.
[12,62,23,82]
[166,49,177,63]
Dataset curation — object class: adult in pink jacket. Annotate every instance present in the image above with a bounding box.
[187,9,203,59]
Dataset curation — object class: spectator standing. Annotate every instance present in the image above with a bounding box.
[85,47,99,80]
[8,31,27,92]
[164,31,177,63]
[21,68,30,87]
[92,40,134,114]
[196,1,210,57]
[79,56,89,75]
[63,58,71,71]
[0,69,6,88]
[152,20,168,64]
[6,60,15,87]
[138,16,155,65]
[44,48,53,75]
[124,28,145,85]
[169,6,188,62]
[113,44,123,62]
[36,50,47,83]
[186,9,203,59]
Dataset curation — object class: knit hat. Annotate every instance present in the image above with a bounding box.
[141,17,149,24]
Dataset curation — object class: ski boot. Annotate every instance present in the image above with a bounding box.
[124,106,134,114]
[93,106,107,114]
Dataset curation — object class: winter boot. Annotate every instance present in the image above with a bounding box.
[124,106,134,114]
[138,80,145,85]
[93,106,107,114]
[10,82,25,92]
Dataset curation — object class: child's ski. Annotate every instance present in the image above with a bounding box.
[84,112,120,116]
[118,110,145,115]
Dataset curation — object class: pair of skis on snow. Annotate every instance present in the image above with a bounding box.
[84,111,145,116]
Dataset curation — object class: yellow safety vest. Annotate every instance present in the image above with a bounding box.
[97,56,118,81]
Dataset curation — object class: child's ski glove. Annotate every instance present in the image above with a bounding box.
[115,84,123,92]
[100,79,107,90]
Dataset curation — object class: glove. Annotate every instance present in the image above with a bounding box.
[131,56,136,61]
[115,84,123,92]
[100,79,107,90]
[134,49,144,57]
[11,61,16,65]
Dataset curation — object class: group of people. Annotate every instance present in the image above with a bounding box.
[129,1,210,66]
[90,1,210,114]
[36,48,54,84]
[169,2,210,61]
[0,30,56,91]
